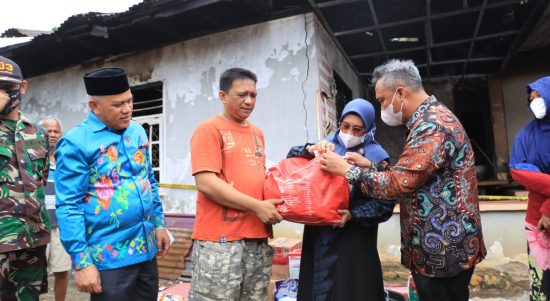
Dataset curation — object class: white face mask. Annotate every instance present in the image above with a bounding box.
[338,131,365,149]
[530,97,547,119]
[381,89,404,126]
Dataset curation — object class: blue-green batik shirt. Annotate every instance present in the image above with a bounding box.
[55,112,166,270]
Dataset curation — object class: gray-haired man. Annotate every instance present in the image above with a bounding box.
[320,59,486,301]
[41,118,71,301]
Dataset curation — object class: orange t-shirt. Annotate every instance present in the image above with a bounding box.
[190,115,271,242]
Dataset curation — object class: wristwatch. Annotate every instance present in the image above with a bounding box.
[344,165,362,184]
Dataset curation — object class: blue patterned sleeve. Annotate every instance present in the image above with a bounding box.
[54,138,92,270]
[349,159,397,227]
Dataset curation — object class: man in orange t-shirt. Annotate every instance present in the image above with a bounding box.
[189,68,282,301]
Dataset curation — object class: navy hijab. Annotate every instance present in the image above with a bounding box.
[325,98,389,163]
[510,76,550,174]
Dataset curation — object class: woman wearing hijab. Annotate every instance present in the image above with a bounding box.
[286,99,396,301]
[509,76,550,301]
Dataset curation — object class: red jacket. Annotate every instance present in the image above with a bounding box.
[510,169,550,226]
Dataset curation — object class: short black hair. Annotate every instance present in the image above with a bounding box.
[219,68,257,92]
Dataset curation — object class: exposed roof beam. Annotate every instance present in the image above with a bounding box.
[417,57,503,67]
[366,0,387,60]
[334,0,523,37]
[243,0,271,14]
[463,0,488,76]
[317,0,364,9]
[307,0,365,84]
[154,0,220,18]
[358,57,503,76]
[500,0,548,71]
[349,30,519,60]
[360,72,493,80]
[425,0,433,80]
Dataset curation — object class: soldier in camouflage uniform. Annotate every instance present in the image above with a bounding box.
[0,56,51,301]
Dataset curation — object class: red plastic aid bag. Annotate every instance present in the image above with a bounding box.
[264,156,350,226]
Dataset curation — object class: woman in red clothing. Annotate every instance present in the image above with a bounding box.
[509,76,550,300]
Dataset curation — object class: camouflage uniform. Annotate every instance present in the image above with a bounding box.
[0,115,50,301]
[188,239,273,301]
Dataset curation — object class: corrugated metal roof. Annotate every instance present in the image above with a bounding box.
[158,227,193,280]
[1,28,52,38]
[0,0,308,78]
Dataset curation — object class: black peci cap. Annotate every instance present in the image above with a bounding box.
[83,67,130,96]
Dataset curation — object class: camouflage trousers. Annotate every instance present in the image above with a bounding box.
[189,239,274,301]
[0,246,48,301]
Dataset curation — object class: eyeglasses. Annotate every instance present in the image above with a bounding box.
[338,122,366,135]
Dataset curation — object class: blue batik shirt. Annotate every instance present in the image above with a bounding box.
[55,111,166,270]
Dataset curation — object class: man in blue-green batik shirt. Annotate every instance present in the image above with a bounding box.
[55,67,170,301]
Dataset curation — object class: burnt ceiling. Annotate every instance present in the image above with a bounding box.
[309,0,549,81]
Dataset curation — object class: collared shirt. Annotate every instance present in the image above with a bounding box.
[0,115,50,253]
[55,112,166,270]
[350,96,486,278]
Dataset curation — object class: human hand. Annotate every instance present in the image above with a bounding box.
[335,209,352,228]
[344,152,371,168]
[75,265,102,294]
[156,228,170,257]
[308,141,335,154]
[320,151,351,176]
[538,214,550,231]
[254,199,284,224]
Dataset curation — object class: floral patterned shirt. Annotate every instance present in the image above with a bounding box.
[349,96,486,277]
[54,112,166,270]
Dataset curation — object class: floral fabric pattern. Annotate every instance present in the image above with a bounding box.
[55,112,166,270]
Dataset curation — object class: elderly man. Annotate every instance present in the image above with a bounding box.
[320,59,486,301]
[0,56,50,300]
[55,67,170,301]
[40,118,71,301]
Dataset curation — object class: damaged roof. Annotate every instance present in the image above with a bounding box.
[0,0,308,78]
[310,0,550,81]
[0,0,548,80]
